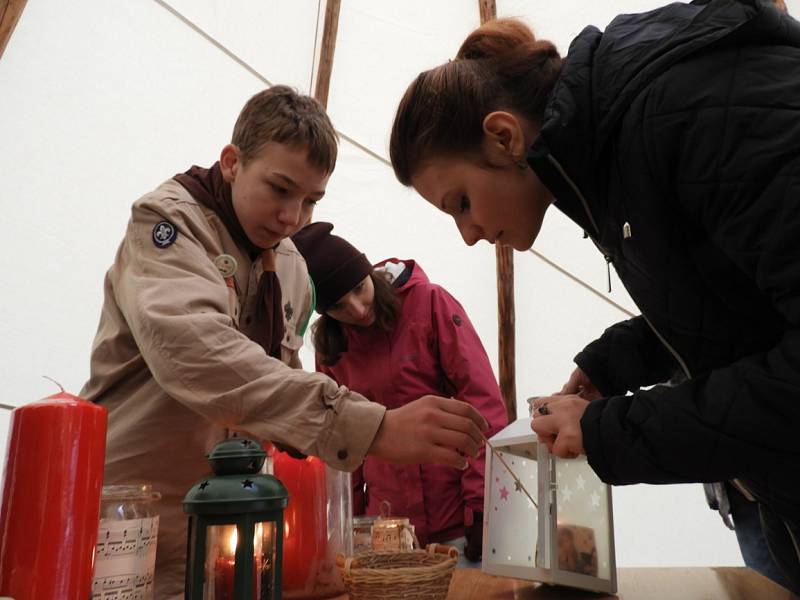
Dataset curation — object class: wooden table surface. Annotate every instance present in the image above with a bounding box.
[332,567,799,600]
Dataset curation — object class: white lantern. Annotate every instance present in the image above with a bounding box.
[482,417,617,593]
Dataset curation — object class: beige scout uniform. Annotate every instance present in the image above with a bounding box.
[81,179,385,600]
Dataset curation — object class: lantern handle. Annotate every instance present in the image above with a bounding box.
[378,500,392,519]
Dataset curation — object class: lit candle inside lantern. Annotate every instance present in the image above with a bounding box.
[213,525,269,599]
[214,527,237,600]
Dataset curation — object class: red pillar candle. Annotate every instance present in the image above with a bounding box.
[272,451,327,592]
[0,389,107,600]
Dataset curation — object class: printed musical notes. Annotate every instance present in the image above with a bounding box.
[91,517,159,600]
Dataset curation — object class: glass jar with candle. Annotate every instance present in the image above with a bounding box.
[352,515,378,554]
[92,484,161,600]
[271,447,353,599]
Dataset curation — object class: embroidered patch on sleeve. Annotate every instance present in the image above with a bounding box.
[284,301,294,322]
[152,221,178,248]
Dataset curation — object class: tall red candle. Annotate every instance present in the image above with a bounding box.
[0,389,107,600]
[272,451,327,592]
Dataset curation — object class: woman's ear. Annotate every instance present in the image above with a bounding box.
[481,111,527,166]
[219,144,241,182]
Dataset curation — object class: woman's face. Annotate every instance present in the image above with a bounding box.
[411,154,553,251]
[326,275,376,327]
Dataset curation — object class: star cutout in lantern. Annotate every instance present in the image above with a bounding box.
[561,485,573,502]
[500,486,509,501]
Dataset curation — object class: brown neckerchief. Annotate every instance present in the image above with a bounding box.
[175,162,285,359]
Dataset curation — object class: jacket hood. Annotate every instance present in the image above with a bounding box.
[374,258,429,292]
[527,0,798,235]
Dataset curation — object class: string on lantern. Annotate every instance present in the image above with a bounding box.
[481,432,538,509]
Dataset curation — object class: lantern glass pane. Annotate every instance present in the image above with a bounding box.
[554,456,612,580]
[255,521,277,599]
[202,523,277,600]
[204,524,236,600]
[485,442,541,568]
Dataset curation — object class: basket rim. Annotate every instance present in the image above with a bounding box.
[337,544,459,578]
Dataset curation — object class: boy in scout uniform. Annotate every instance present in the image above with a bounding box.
[82,86,487,599]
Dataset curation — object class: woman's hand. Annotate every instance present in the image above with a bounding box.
[558,366,602,400]
[530,395,590,458]
[368,395,489,469]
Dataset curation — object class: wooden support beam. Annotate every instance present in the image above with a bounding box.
[478,0,496,25]
[0,0,27,61]
[477,0,518,422]
[496,244,517,421]
[313,0,341,109]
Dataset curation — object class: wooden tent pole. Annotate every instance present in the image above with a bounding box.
[478,0,496,25]
[478,0,517,422]
[313,0,341,109]
[0,0,27,61]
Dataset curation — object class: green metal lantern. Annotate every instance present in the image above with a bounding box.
[184,438,288,600]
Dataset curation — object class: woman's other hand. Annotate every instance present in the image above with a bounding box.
[530,395,590,459]
[558,366,602,400]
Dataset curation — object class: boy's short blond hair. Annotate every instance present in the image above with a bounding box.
[232,85,338,174]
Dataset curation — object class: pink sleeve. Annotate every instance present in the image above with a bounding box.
[430,286,509,512]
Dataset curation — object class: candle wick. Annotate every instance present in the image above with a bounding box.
[42,375,65,393]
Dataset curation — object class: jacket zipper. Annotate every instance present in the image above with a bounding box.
[641,315,692,380]
[546,155,601,238]
[545,154,691,379]
[547,154,615,291]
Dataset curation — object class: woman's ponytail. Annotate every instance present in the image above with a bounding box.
[391,18,561,186]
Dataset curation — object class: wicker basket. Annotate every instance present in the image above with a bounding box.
[336,544,458,600]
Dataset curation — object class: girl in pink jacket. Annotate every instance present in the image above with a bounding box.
[292,222,508,562]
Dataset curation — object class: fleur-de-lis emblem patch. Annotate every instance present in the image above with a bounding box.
[152,221,178,248]
[284,301,294,322]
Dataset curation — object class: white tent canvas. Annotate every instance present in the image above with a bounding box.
[3,0,796,569]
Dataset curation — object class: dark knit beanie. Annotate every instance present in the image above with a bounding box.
[291,222,373,313]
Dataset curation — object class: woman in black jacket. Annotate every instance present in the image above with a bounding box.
[389,0,800,588]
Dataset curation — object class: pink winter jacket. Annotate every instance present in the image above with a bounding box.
[317,260,508,544]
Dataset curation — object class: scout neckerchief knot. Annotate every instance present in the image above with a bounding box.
[174,162,285,359]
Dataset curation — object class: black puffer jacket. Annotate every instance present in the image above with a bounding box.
[526,0,800,510]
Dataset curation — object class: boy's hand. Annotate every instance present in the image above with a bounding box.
[368,395,489,469]
[530,395,589,458]
[558,367,602,400]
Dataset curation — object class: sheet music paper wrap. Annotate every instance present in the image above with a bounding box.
[91,485,161,600]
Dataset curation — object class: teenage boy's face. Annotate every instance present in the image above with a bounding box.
[325,275,376,327]
[221,142,329,248]
[410,154,553,252]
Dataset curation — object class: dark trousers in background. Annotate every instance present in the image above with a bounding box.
[729,482,800,595]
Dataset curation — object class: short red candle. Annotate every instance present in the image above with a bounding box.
[214,555,236,600]
[213,526,264,599]
[0,390,107,600]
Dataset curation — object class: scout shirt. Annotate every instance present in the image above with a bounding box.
[81,178,385,600]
